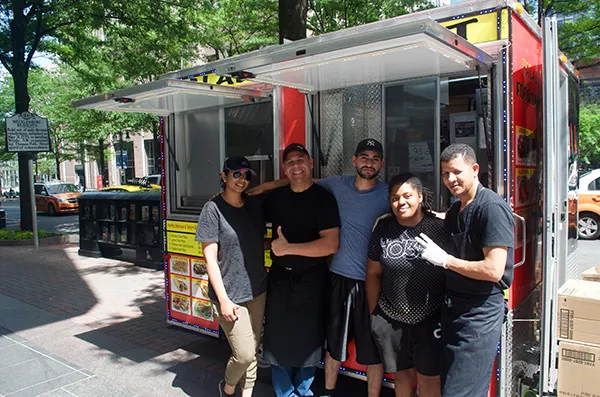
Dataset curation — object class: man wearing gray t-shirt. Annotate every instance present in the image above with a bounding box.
[250,139,389,397]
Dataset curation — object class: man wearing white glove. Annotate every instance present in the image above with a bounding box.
[416,144,514,397]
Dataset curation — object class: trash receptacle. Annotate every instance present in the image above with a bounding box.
[0,208,6,229]
[78,190,162,267]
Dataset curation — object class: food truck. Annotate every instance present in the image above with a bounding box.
[73,0,579,394]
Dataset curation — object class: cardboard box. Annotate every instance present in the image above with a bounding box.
[582,266,600,283]
[558,340,600,397]
[557,279,600,345]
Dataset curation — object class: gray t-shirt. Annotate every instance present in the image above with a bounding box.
[195,196,267,304]
[317,175,390,280]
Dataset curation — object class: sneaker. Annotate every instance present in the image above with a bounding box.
[218,379,235,397]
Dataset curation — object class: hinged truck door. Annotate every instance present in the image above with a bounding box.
[540,16,562,394]
[72,78,270,115]
[210,18,493,93]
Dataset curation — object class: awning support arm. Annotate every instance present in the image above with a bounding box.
[477,64,493,186]
[305,94,326,167]
[164,124,180,172]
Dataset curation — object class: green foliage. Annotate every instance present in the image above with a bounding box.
[524,0,600,63]
[308,0,433,34]
[579,102,600,167]
[0,229,59,240]
[196,0,279,58]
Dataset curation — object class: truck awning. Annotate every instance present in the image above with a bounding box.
[71,79,271,115]
[167,19,494,93]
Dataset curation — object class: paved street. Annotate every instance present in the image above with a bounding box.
[1,200,79,235]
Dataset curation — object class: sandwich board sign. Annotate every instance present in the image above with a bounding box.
[5,112,50,153]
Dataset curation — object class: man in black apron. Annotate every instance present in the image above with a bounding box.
[416,144,514,397]
[262,143,341,397]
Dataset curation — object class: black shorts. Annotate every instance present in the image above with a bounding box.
[370,306,442,376]
[325,273,381,365]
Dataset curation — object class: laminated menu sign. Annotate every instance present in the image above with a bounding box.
[5,112,50,153]
[166,252,218,333]
[166,231,202,257]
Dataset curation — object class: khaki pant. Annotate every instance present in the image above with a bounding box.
[213,292,266,389]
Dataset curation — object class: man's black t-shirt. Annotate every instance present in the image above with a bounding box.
[264,184,340,271]
[444,187,515,296]
[368,213,450,324]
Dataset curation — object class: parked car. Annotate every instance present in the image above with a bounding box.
[578,169,600,240]
[100,175,161,192]
[34,182,81,215]
[3,188,19,198]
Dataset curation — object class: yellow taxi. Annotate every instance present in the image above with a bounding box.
[34,182,81,215]
[100,175,161,192]
[578,169,600,240]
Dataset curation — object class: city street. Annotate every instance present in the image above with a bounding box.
[1,199,79,235]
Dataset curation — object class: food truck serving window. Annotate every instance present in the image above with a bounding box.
[171,101,274,212]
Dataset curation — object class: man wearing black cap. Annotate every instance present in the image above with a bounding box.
[251,139,389,397]
[261,143,341,397]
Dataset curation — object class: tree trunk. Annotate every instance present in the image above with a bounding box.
[55,149,62,180]
[279,0,308,43]
[12,0,34,231]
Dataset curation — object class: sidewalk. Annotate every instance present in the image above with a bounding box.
[0,244,383,397]
[0,244,257,397]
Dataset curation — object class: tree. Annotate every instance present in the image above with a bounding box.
[579,102,600,168]
[308,0,432,35]
[195,0,279,58]
[523,0,600,64]
[0,0,213,229]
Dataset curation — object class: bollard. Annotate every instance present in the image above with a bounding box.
[0,208,5,229]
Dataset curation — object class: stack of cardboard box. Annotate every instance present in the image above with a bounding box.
[557,267,600,397]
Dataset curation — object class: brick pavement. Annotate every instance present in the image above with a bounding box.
[0,243,391,397]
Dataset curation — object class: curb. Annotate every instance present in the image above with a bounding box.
[0,235,76,247]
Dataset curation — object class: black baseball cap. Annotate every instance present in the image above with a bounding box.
[282,143,310,162]
[223,156,256,175]
[355,139,383,158]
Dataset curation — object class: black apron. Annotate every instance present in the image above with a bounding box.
[262,264,327,367]
[442,184,505,397]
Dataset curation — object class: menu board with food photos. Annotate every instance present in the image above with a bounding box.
[167,253,217,332]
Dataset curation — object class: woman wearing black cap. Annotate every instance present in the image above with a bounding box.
[195,156,268,397]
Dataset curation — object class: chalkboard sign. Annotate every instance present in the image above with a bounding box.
[5,112,50,153]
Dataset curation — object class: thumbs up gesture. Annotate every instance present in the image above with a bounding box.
[271,226,290,256]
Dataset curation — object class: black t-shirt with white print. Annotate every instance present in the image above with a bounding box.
[368,213,452,324]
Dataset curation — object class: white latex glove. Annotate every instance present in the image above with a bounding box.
[415,233,448,269]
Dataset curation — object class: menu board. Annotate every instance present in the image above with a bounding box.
[167,253,217,332]
[165,222,273,335]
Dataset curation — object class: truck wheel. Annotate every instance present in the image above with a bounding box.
[48,204,56,216]
[578,212,600,240]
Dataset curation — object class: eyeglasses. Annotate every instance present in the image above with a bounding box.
[230,170,252,182]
